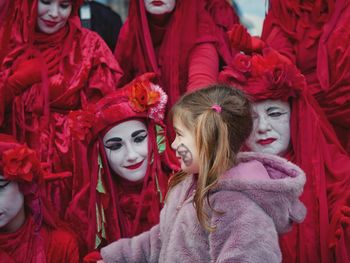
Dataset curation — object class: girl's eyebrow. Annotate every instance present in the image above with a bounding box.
[131,129,146,138]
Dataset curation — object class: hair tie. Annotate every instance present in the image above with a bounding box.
[211,104,222,113]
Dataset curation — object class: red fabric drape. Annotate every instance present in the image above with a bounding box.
[261,0,350,153]
[0,0,123,218]
[115,0,238,110]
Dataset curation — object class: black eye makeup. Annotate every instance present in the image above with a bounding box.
[0,180,10,189]
[104,137,122,151]
[40,0,51,4]
[134,134,147,143]
[266,107,288,118]
[104,129,148,151]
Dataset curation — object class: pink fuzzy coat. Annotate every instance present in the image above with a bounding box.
[101,152,306,262]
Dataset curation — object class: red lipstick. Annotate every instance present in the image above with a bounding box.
[124,160,144,170]
[42,19,58,27]
[257,138,276,145]
[151,1,164,6]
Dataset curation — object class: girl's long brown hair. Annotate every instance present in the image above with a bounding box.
[168,84,252,231]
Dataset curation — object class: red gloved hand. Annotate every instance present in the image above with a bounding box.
[83,251,103,263]
[41,48,60,76]
[6,58,43,96]
[228,24,266,54]
[228,24,253,53]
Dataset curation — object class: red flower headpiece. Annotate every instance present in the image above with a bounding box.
[68,106,96,142]
[126,73,167,122]
[2,144,42,183]
[68,73,168,141]
[219,48,306,102]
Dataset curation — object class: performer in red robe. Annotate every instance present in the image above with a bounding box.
[115,0,240,112]
[67,73,179,252]
[0,0,123,218]
[0,134,80,262]
[220,49,350,263]
[230,0,350,153]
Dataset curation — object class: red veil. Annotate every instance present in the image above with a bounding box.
[115,0,238,109]
[67,73,179,251]
[219,49,350,263]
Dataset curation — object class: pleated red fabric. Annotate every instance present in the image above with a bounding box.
[262,0,350,154]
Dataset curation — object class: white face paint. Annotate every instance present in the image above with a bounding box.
[171,117,199,174]
[0,175,25,233]
[37,0,72,34]
[103,120,149,182]
[246,100,291,156]
[144,0,176,15]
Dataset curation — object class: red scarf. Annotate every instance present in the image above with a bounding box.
[0,216,46,263]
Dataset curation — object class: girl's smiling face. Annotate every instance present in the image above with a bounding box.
[171,116,199,174]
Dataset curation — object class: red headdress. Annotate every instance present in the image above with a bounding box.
[219,49,350,262]
[0,134,44,226]
[68,73,178,250]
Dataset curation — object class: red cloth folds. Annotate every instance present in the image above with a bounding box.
[115,0,229,109]
[0,0,123,220]
[261,0,350,153]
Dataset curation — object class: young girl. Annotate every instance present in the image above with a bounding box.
[98,84,306,263]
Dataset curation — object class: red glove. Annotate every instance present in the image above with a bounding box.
[6,58,43,96]
[41,48,60,76]
[228,24,266,54]
[83,251,103,263]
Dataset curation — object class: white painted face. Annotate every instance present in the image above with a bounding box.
[171,117,199,174]
[144,0,176,15]
[0,175,25,233]
[246,100,291,156]
[37,0,72,34]
[103,120,149,182]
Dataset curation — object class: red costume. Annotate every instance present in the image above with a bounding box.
[67,73,179,251]
[219,49,350,263]
[0,134,80,263]
[0,0,123,217]
[115,0,239,110]
[261,0,350,153]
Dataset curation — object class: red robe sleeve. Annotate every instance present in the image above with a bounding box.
[186,43,219,92]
